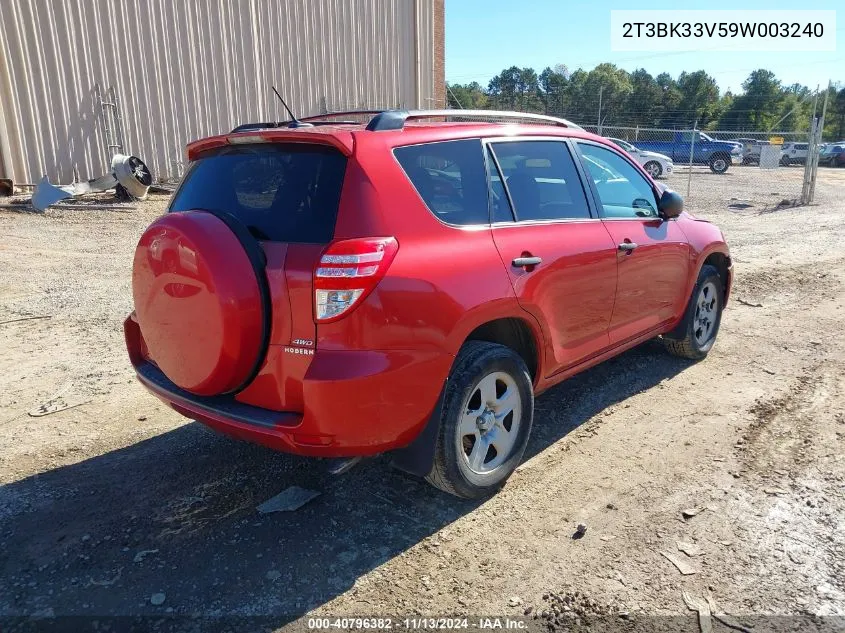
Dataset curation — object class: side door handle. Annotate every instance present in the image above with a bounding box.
[617,242,638,252]
[512,256,542,267]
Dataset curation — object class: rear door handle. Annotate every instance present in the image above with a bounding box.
[512,256,542,267]
[617,242,638,252]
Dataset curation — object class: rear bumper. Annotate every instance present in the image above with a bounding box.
[126,316,452,457]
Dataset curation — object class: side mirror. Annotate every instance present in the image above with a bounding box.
[658,190,683,219]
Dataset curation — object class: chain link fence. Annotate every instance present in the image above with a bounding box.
[161,103,825,217]
[579,124,815,214]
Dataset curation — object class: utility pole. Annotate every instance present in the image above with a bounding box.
[597,86,603,135]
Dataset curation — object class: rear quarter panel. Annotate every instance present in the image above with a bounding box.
[319,129,546,365]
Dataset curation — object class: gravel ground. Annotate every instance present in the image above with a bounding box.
[1,165,844,632]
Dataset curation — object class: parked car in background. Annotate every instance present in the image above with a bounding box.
[741,140,771,165]
[818,143,845,167]
[635,131,741,173]
[780,142,809,165]
[125,109,732,499]
[606,137,673,178]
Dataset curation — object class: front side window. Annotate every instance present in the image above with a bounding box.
[394,139,489,225]
[487,141,591,221]
[577,143,659,219]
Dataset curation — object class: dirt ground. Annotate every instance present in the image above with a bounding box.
[1,165,844,631]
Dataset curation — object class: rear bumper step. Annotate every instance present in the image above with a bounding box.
[136,362,300,429]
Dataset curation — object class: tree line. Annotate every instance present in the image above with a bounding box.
[447,64,845,138]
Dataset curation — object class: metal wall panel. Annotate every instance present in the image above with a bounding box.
[0,0,436,183]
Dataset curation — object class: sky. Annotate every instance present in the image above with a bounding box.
[446,0,842,94]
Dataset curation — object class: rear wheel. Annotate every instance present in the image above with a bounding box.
[426,342,533,499]
[644,161,662,178]
[663,264,723,360]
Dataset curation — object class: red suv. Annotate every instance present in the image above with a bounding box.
[126,109,732,498]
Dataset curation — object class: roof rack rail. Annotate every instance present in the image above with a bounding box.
[231,110,389,133]
[230,109,583,134]
[365,109,583,132]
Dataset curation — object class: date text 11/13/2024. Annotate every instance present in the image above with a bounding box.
[307,618,528,630]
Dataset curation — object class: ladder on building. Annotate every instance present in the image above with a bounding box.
[94,84,126,158]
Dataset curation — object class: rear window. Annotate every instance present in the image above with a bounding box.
[393,139,489,225]
[170,144,347,243]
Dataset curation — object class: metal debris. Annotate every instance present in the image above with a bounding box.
[677,541,702,557]
[682,507,703,519]
[706,597,752,633]
[257,486,321,513]
[682,591,713,633]
[661,550,698,575]
[0,315,51,326]
[28,382,91,417]
[133,549,159,563]
[32,154,151,212]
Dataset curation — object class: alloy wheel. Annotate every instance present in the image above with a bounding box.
[457,371,522,474]
[694,281,718,345]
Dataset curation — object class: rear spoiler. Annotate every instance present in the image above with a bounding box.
[186,130,354,161]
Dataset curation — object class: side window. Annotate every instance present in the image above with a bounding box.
[577,143,659,219]
[487,141,591,221]
[394,139,489,225]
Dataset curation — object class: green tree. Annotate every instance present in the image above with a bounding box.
[539,65,570,116]
[676,71,720,126]
[655,73,683,127]
[626,69,663,127]
[446,82,488,109]
[487,66,543,112]
[720,69,784,130]
[570,63,632,127]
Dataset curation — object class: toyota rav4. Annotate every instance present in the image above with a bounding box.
[126,109,733,498]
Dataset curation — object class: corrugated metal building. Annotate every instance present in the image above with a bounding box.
[0,0,445,184]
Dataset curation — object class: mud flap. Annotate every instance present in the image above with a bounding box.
[389,380,447,478]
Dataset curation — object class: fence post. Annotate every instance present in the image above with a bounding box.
[801,118,817,204]
[686,124,697,200]
[808,84,830,204]
[635,125,639,142]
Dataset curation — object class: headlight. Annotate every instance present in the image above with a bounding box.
[731,146,741,154]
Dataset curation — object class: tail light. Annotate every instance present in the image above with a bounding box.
[314,237,399,322]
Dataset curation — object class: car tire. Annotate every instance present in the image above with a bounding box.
[426,341,533,499]
[780,156,790,166]
[709,154,730,174]
[643,160,662,178]
[663,264,724,360]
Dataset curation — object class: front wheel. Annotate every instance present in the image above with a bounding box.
[709,154,730,174]
[643,160,663,179]
[663,264,724,360]
[426,341,534,499]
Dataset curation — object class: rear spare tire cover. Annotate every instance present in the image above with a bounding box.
[132,210,269,396]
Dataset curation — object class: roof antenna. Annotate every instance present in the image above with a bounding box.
[272,86,312,128]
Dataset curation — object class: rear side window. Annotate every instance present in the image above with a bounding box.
[170,144,347,243]
[393,139,489,225]
[489,141,591,221]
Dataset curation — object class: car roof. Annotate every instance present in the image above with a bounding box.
[187,110,611,159]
